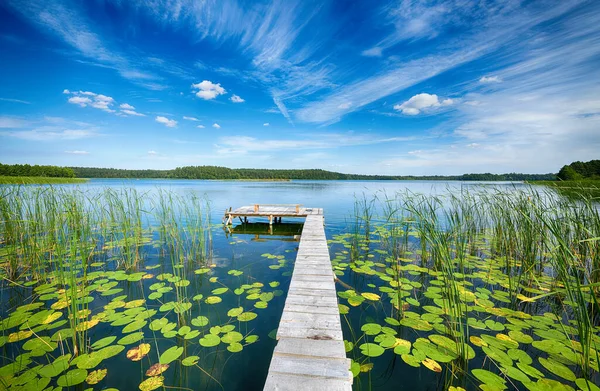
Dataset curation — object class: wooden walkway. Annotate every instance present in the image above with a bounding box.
[224,204,323,225]
[263,213,352,391]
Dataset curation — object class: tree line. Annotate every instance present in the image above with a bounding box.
[0,163,75,178]
[0,163,557,181]
[557,160,600,180]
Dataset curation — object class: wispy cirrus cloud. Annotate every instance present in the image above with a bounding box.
[296,1,585,124]
[214,132,415,154]
[6,0,163,88]
[0,97,31,104]
[65,150,90,154]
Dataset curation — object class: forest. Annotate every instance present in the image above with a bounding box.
[557,159,600,180]
[0,163,557,181]
[0,163,76,178]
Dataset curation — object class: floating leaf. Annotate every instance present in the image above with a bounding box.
[191,316,209,327]
[361,292,380,301]
[205,296,222,305]
[359,343,385,357]
[91,336,116,350]
[227,307,243,317]
[212,287,228,295]
[361,323,382,336]
[539,357,576,381]
[118,332,144,345]
[472,369,507,389]
[57,368,88,387]
[181,356,199,366]
[146,364,169,376]
[123,320,147,333]
[422,358,442,372]
[159,346,183,364]
[227,342,243,353]
[393,339,411,355]
[86,369,107,385]
[238,312,257,322]
[139,376,164,391]
[127,344,151,361]
[200,334,221,347]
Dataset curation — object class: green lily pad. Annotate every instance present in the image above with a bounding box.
[361,323,382,336]
[472,369,507,389]
[159,346,183,364]
[227,342,243,352]
[227,307,243,317]
[205,296,222,304]
[191,316,209,327]
[200,334,221,347]
[359,343,385,357]
[212,287,228,295]
[539,357,576,381]
[123,320,147,333]
[91,336,116,350]
[238,312,257,322]
[57,368,88,387]
[182,356,199,366]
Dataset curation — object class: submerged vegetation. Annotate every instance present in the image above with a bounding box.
[332,188,600,390]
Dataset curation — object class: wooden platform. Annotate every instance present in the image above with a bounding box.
[224,204,323,225]
[263,214,352,391]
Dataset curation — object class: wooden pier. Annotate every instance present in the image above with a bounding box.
[223,204,323,225]
[262,212,352,391]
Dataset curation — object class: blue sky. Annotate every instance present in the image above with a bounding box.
[1,0,599,175]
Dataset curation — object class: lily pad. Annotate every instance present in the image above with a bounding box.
[86,369,107,385]
[159,346,183,364]
[200,334,221,347]
[359,343,385,357]
[57,368,88,387]
[139,376,164,391]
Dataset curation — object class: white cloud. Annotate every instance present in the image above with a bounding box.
[2,129,98,141]
[65,150,90,154]
[263,123,270,126]
[393,93,453,115]
[183,116,200,121]
[338,102,352,109]
[230,94,245,103]
[361,47,383,57]
[191,80,226,100]
[66,91,116,112]
[0,116,27,128]
[480,76,502,83]
[197,125,205,129]
[155,116,177,128]
[212,123,221,129]
[120,103,135,110]
[0,98,30,104]
[68,96,92,107]
[62,89,70,94]
[147,150,157,155]
[121,109,145,117]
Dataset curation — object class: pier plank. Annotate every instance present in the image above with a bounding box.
[263,213,351,391]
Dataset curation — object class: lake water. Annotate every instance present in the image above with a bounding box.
[3,179,569,391]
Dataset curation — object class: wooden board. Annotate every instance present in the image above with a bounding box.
[263,214,352,391]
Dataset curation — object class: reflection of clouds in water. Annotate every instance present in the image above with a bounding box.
[242,182,333,191]
[212,256,231,268]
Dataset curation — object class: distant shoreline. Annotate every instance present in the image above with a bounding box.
[0,176,89,185]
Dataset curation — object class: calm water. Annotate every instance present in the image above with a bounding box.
[0,179,532,391]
